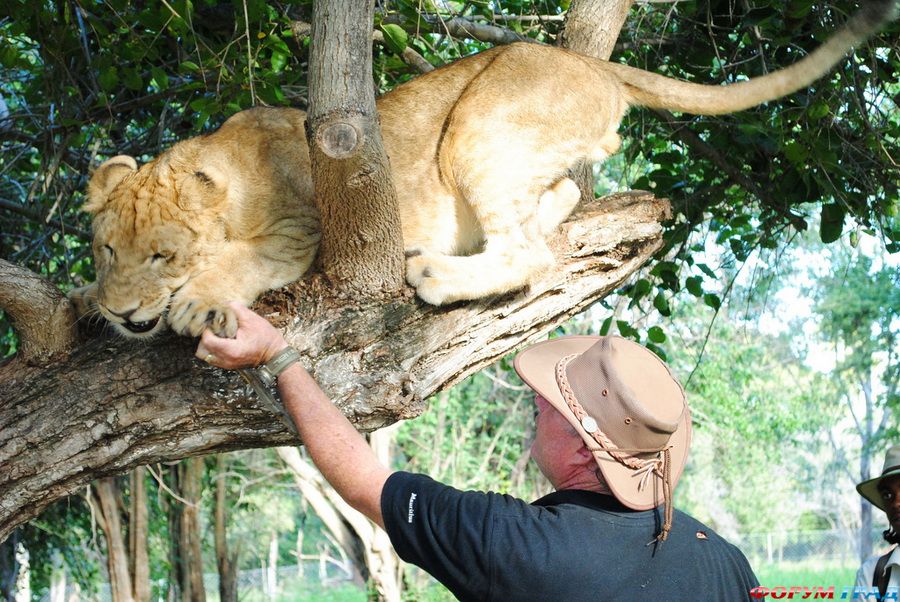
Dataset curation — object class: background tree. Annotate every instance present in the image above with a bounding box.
[809,244,898,560]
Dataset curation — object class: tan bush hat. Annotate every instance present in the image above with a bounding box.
[514,335,691,539]
[857,445,900,512]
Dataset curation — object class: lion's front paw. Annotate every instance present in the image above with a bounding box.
[67,283,99,319]
[167,298,238,338]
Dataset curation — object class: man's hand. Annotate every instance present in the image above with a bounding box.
[195,301,289,369]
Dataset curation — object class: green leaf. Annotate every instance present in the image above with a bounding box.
[647,326,666,344]
[599,316,612,336]
[381,24,409,55]
[819,203,845,243]
[616,320,639,339]
[704,293,722,310]
[98,67,119,91]
[685,276,703,297]
[270,49,287,72]
[150,66,168,91]
[123,68,143,91]
[807,100,830,121]
[783,141,807,164]
[653,292,671,317]
[696,263,717,279]
[179,60,200,73]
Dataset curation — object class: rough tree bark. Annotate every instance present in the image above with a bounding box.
[306,0,404,295]
[214,455,238,602]
[560,0,634,59]
[128,467,150,602]
[0,192,668,542]
[91,479,134,602]
[0,259,76,367]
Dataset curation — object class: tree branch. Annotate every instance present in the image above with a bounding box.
[0,259,77,366]
[438,17,534,45]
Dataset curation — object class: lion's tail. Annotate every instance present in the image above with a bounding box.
[611,0,896,116]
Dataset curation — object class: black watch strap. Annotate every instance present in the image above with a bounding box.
[257,346,302,388]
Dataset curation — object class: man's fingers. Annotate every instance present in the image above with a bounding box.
[195,340,218,365]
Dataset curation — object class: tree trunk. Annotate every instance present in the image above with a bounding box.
[0,193,669,542]
[267,531,278,600]
[0,530,18,601]
[181,458,206,602]
[214,455,238,602]
[306,0,404,295]
[0,259,76,367]
[93,478,135,602]
[364,427,403,602]
[128,467,150,602]
[276,445,402,601]
[560,0,633,60]
[559,0,635,207]
[163,466,181,602]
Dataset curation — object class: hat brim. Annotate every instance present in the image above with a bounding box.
[857,468,900,512]
[514,335,692,511]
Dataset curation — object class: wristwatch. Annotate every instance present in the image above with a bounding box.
[256,346,302,388]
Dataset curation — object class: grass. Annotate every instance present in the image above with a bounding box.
[755,560,858,589]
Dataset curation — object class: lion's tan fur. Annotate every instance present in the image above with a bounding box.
[72,108,319,337]
[73,3,894,336]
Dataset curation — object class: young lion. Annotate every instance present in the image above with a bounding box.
[71,0,895,339]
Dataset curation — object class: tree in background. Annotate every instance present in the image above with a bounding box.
[811,244,898,560]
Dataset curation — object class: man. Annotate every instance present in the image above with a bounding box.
[197,302,760,601]
[855,445,900,597]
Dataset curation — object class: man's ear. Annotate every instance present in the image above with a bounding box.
[84,155,138,214]
[176,166,228,212]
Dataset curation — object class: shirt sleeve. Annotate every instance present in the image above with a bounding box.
[380,471,531,601]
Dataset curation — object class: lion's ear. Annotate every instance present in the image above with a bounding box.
[176,166,228,211]
[85,155,138,214]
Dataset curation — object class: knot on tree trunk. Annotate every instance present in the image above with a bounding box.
[314,115,365,160]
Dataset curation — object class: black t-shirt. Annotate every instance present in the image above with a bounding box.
[381,471,760,601]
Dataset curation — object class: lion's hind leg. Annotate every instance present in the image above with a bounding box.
[406,231,553,306]
[406,176,558,305]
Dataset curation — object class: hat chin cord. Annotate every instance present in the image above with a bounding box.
[556,355,674,543]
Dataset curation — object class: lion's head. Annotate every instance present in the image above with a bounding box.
[84,150,230,338]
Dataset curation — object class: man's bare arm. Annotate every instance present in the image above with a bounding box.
[196,302,393,527]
